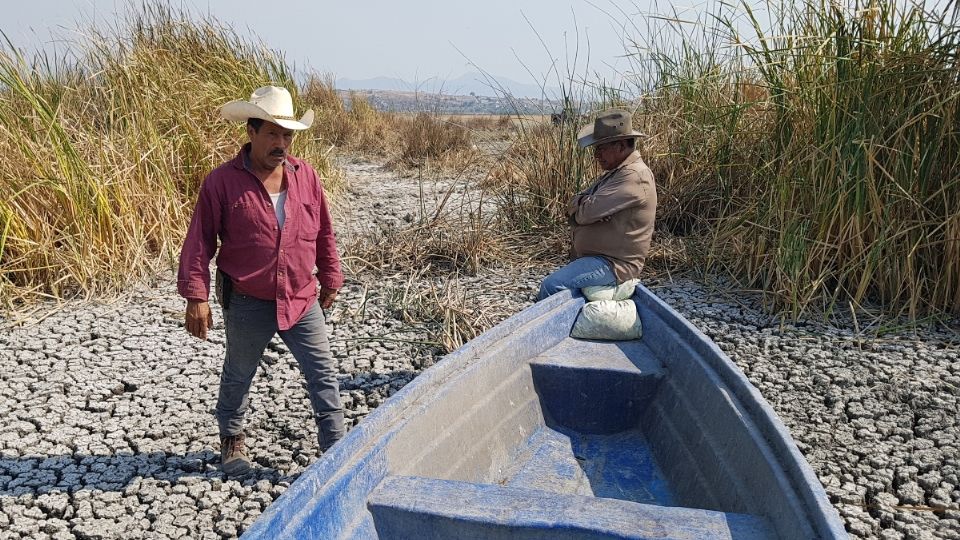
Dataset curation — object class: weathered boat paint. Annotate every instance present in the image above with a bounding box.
[243,286,847,539]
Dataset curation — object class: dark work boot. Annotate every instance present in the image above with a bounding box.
[220,433,252,475]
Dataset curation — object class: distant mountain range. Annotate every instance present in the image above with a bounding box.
[336,72,561,100]
[337,88,555,115]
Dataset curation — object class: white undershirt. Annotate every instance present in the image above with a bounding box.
[269,190,287,228]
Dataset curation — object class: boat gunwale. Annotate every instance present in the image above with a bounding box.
[244,286,846,539]
[635,283,846,538]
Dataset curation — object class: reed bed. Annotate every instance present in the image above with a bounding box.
[0,4,499,312]
[0,4,337,308]
[9,0,952,323]
[491,0,960,318]
[303,75,479,169]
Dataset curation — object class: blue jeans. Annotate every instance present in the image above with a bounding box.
[217,293,344,449]
[537,256,617,301]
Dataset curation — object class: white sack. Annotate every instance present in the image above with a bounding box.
[582,279,640,302]
[570,299,643,341]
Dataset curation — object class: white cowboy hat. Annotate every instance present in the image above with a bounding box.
[221,85,314,130]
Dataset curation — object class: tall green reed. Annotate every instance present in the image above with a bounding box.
[700,0,960,317]
[494,0,960,318]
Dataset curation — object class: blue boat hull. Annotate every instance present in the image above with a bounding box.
[244,286,847,539]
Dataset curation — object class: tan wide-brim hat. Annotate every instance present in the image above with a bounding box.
[221,85,314,130]
[576,108,645,148]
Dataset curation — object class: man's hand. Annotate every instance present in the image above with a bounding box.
[567,193,583,216]
[185,300,214,340]
[318,287,338,310]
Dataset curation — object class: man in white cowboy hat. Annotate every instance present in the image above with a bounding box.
[537,108,657,300]
[178,85,345,475]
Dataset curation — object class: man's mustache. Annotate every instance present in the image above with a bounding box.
[269,149,285,157]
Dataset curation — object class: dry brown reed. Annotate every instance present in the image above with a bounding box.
[302,75,480,170]
[340,164,510,352]
[0,4,338,309]
[379,269,496,353]
[391,113,474,168]
[303,75,395,155]
[452,115,513,132]
[342,160,505,277]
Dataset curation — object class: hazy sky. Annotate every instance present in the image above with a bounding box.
[1,0,700,86]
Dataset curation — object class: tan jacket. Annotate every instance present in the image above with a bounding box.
[568,151,657,282]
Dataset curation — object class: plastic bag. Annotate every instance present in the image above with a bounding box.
[570,299,643,341]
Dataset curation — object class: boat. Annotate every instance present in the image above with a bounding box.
[243,285,847,539]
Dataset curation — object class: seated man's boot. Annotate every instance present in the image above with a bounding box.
[220,433,252,475]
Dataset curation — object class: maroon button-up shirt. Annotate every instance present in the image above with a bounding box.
[177,144,344,330]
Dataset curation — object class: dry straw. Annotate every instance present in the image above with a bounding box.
[0,4,337,310]
[303,75,480,170]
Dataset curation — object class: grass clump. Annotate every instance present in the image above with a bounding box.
[342,160,505,276]
[0,3,336,310]
[380,269,495,353]
[392,112,474,168]
[453,114,513,132]
[304,75,393,155]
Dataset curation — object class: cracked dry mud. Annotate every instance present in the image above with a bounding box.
[1,159,958,539]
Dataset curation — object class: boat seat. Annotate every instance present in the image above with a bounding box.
[368,475,775,540]
[530,338,666,434]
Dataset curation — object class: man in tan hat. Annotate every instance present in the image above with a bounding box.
[178,85,345,475]
[537,108,657,300]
